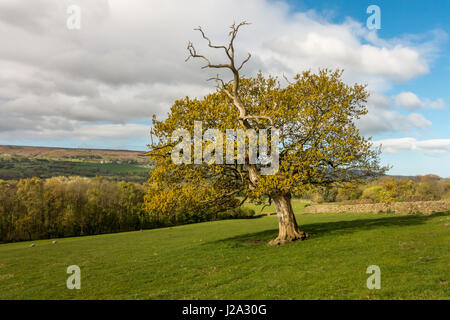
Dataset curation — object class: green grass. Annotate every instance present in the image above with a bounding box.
[0,210,449,299]
[0,157,151,182]
[244,198,308,215]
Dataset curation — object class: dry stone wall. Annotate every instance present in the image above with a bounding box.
[304,200,450,215]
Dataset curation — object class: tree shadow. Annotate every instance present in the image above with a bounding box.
[208,211,450,246]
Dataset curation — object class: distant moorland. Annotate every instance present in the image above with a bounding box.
[0,145,146,159]
[0,145,152,183]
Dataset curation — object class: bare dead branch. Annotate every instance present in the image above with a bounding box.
[186,21,251,79]
[186,41,232,70]
[185,41,211,65]
[195,26,232,60]
[228,21,251,58]
[237,53,251,71]
[186,21,263,187]
[207,74,234,100]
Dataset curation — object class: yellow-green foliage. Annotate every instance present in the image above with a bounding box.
[0,177,150,242]
[336,182,363,201]
[0,175,259,243]
[308,174,450,204]
[145,70,385,217]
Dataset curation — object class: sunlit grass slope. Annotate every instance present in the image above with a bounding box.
[0,209,448,299]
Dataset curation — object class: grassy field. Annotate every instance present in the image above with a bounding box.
[243,198,309,215]
[0,145,152,182]
[0,156,151,182]
[0,206,448,300]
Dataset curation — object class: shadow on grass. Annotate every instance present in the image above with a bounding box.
[208,211,450,246]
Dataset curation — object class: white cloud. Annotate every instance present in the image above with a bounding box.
[395,91,445,110]
[356,92,432,135]
[0,121,150,145]
[407,113,433,128]
[357,108,432,135]
[373,138,450,155]
[367,92,391,109]
[0,0,444,146]
[395,92,422,109]
[428,98,446,109]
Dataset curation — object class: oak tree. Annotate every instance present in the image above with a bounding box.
[144,22,386,245]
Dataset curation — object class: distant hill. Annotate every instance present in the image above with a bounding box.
[0,145,151,182]
[0,145,147,161]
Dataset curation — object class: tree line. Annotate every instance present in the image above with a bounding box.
[305,174,450,203]
[0,176,254,243]
[2,174,447,243]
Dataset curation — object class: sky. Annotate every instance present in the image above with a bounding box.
[0,0,449,177]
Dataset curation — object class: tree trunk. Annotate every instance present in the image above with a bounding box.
[268,193,308,245]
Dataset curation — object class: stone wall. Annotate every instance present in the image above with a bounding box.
[304,200,450,215]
